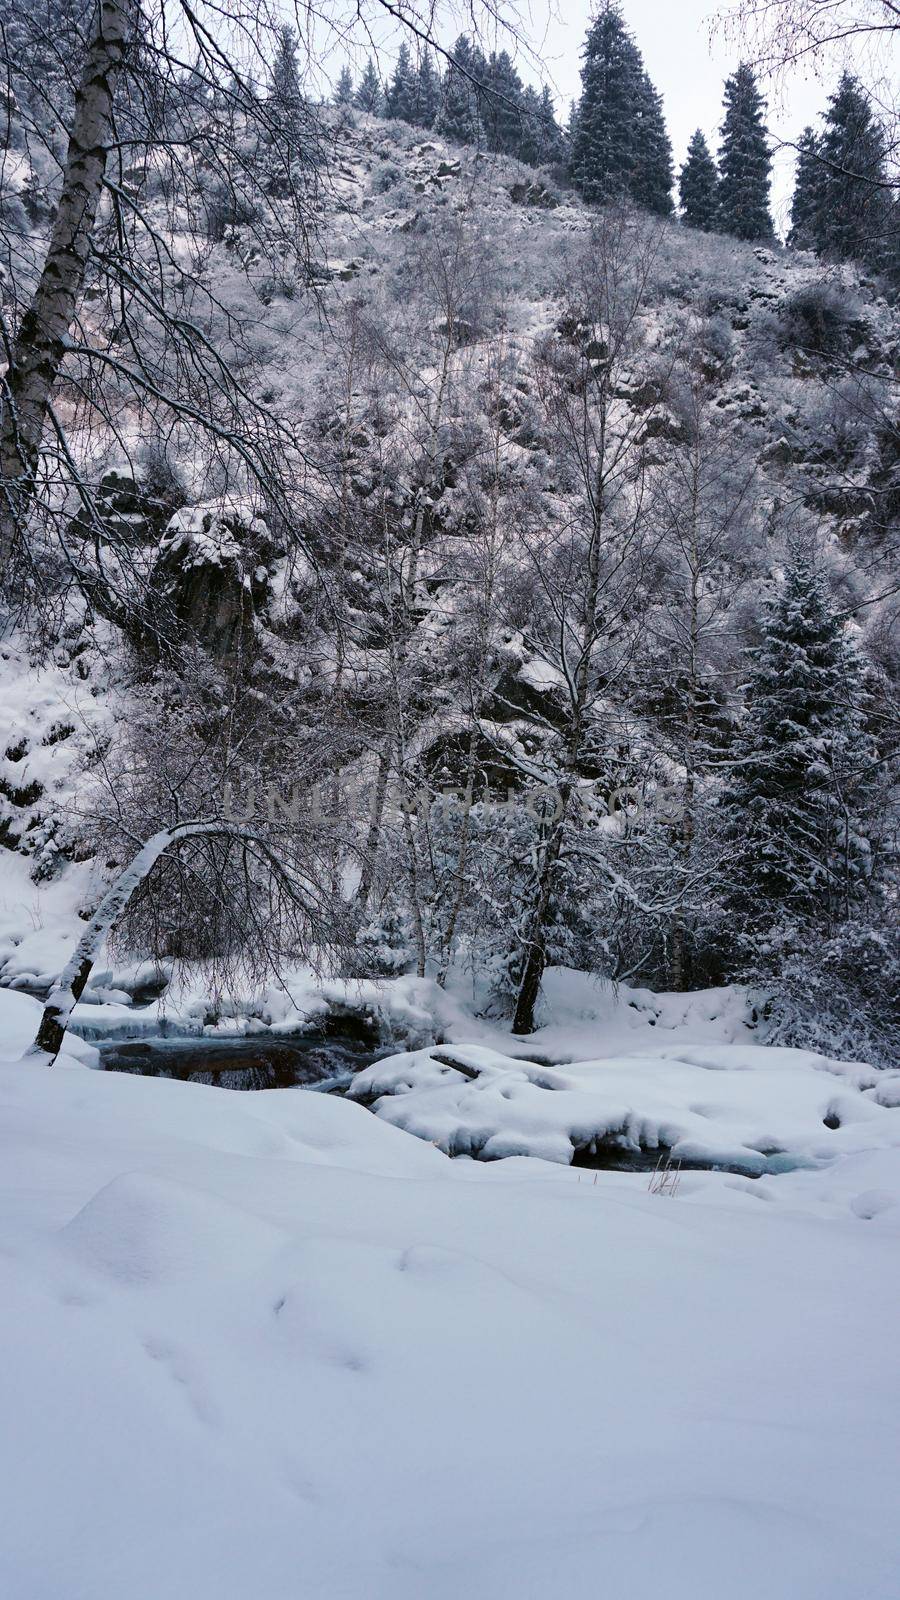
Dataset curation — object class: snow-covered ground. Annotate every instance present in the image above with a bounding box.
[1,984,899,1599]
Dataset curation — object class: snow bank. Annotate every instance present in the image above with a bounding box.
[0,849,99,995]
[349,1039,900,1174]
[0,986,97,1066]
[1,987,899,1598]
[0,639,111,879]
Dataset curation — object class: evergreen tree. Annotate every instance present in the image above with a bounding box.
[519,84,566,167]
[435,35,484,146]
[570,3,671,212]
[570,3,645,202]
[355,57,384,116]
[517,84,544,165]
[717,64,773,240]
[414,51,440,129]
[632,72,673,214]
[334,65,354,108]
[538,85,566,166]
[721,560,875,972]
[385,43,418,124]
[266,24,313,186]
[816,73,891,270]
[270,26,302,122]
[788,126,824,249]
[678,129,720,230]
[481,50,526,156]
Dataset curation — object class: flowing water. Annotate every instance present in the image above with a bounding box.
[98,1033,383,1093]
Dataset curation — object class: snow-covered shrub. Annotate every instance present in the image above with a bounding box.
[202,177,260,243]
[784,377,874,477]
[760,924,900,1068]
[81,658,351,992]
[136,443,190,522]
[692,313,734,376]
[347,907,417,978]
[372,160,405,195]
[0,188,28,240]
[778,280,863,358]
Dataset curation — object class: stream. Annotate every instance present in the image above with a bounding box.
[98,1033,384,1093]
[98,1035,770,1178]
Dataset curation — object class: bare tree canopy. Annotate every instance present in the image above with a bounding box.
[718,0,900,75]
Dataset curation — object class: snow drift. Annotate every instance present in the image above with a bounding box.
[1,988,899,1598]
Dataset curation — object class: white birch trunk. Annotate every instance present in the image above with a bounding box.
[1,0,133,577]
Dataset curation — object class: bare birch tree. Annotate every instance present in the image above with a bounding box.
[0,0,323,601]
[499,212,678,1032]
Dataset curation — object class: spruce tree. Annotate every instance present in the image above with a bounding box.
[267,24,308,183]
[566,98,580,155]
[414,51,440,129]
[632,72,674,214]
[481,50,526,156]
[717,64,773,240]
[679,129,719,230]
[270,26,302,123]
[519,85,566,167]
[816,73,891,270]
[571,3,645,202]
[721,560,875,972]
[334,65,354,108]
[517,84,543,165]
[355,57,384,116]
[788,126,824,249]
[435,35,483,146]
[538,85,566,166]
[385,43,418,123]
[570,4,671,212]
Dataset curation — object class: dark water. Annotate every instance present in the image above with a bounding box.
[571,1139,766,1178]
[99,1033,382,1092]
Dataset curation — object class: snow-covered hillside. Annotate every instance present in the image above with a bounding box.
[2,112,897,885]
[1,986,899,1600]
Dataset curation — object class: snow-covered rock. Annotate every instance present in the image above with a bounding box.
[349,1038,900,1174]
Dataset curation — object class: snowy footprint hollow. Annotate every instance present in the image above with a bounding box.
[1,987,900,1599]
